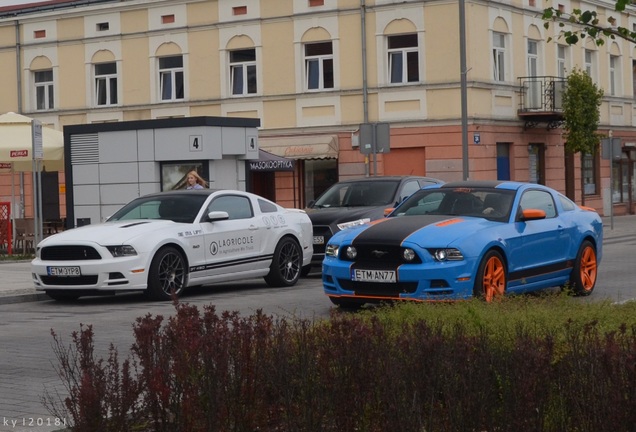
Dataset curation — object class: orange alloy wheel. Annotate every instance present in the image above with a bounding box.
[483,255,505,302]
[579,245,597,292]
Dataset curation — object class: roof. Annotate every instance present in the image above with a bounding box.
[336,176,441,184]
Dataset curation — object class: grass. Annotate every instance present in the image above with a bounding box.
[358,291,636,341]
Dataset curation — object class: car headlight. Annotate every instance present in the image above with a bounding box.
[325,244,339,257]
[344,246,357,260]
[402,248,416,262]
[337,218,371,230]
[106,245,138,257]
[428,248,464,262]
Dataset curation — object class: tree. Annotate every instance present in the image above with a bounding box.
[561,67,604,204]
[542,0,636,45]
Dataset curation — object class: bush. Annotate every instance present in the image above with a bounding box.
[44,295,636,431]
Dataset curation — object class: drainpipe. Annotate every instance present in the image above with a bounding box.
[15,20,22,113]
[361,0,370,177]
[459,0,469,180]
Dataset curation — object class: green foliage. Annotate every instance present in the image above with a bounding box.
[542,2,636,46]
[561,67,603,155]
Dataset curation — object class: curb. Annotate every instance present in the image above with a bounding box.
[0,292,49,305]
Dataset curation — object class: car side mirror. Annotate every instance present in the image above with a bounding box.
[519,208,546,221]
[207,211,230,222]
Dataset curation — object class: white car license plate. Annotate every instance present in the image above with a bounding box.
[352,269,396,283]
[313,236,325,245]
[47,266,81,277]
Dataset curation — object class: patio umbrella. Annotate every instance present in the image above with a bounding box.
[0,112,64,252]
[0,111,64,172]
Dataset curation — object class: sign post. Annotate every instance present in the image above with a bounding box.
[359,122,390,176]
[32,119,43,246]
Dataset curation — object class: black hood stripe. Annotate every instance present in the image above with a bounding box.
[351,215,455,247]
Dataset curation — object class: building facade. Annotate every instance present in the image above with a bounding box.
[0,0,635,222]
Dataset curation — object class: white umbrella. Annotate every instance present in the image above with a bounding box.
[0,112,64,253]
[0,111,64,172]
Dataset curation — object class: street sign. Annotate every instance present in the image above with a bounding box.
[32,119,43,159]
[359,122,391,155]
[601,138,621,160]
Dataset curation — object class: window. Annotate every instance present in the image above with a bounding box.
[207,195,253,220]
[94,62,118,106]
[388,34,419,84]
[304,42,333,90]
[610,55,620,96]
[233,6,247,15]
[519,190,556,218]
[559,195,576,211]
[583,152,598,195]
[527,40,538,76]
[34,69,54,111]
[97,22,109,31]
[528,143,545,185]
[584,49,596,82]
[161,14,175,24]
[492,32,506,81]
[230,49,257,96]
[258,198,278,213]
[304,159,337,204]
[557,45,568,77]
[398,180,421,202]
[526,40,541,109]
[159,56,184,101]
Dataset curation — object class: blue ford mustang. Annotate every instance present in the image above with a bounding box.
[322,181,603,308]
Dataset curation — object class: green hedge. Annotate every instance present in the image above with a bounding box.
[44,295,636,432]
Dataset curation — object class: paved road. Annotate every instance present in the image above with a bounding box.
[0,215,634,432]
[0,276,329,432]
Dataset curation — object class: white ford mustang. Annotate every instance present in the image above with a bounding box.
[32,189,313,301]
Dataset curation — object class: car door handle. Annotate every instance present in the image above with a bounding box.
[249,225,259,230]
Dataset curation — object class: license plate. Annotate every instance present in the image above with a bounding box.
[47,266,81,277]
[313,236,325,245]
[352,269,396,283]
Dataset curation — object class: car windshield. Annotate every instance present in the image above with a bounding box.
[391,187,515,222]
[312,180,400,208]
[108,194,208,223]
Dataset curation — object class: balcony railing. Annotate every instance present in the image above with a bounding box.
[517,76,566,129]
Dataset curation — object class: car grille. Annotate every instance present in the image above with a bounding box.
[338,279,418,296]
[40,275,99,285]
[342,244,422,264]
[313,225,334,255]
[41,246,102,261]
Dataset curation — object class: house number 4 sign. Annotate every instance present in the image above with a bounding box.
[190,135,203,152]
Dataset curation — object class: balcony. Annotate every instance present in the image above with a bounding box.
[517,76,566,130]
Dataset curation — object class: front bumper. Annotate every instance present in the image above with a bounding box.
[321,256,477,302]
[32,254,150,292]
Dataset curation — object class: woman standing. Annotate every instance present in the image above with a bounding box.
[185,171,207,189]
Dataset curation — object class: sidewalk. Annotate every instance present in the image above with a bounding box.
[0,214,633,305]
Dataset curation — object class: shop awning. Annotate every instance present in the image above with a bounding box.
[258,135,339,160]
[249,149,295,172]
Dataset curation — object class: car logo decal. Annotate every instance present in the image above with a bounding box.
[210,242,218,255]
[371,250,389,258]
